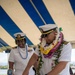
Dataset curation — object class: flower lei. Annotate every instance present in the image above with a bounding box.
[36,45,44,75]
[40,28,63,58]
[36,40,68,75]
[52,43,63,68]
[44,32,63,58]
[36,42,64,75]
[40,28,60,55]
[40,37,58,55]
[35,28,66,75]
[52,40,68,68]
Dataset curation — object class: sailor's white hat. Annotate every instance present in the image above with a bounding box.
[14,32,26,38]
[39,24,57,32]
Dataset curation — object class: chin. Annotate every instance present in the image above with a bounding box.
[19,45,25,48]
[47,41,53,45]
[46,42,51,45]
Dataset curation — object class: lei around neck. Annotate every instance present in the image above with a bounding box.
[17,44,28,59]
[40,29,59,54]
[39,27,63,58]
[36,28,68,74]
[44,32,63,58]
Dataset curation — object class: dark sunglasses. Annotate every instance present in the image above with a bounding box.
[16,39,24,42]
[41,34,49,38]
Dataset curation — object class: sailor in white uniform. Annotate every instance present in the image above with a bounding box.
[7,32,35,75]
[22,24,72,75]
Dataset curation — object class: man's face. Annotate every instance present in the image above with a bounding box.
[44,31,57,44]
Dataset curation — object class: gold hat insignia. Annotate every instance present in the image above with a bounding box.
[17,34,21,38]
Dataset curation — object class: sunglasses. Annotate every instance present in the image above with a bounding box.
[15,38,25,42]
[41,34,49,38]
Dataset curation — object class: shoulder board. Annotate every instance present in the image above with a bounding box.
[63,41,68,45]
[28,47,33,52]
[12,46,17,49]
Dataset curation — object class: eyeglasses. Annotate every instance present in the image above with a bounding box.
[41,34,49,38]
[16,39,24,43]
[41,30,57,38]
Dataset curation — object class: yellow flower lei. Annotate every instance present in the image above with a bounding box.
[40,41,58,54]
[40,29,60,55]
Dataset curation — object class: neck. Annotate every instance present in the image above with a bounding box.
[18,45,25,48]
[46,40,54,45]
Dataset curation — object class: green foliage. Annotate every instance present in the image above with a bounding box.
[0,65,8,69]
[59,27,63,31]
[36,45,44,75]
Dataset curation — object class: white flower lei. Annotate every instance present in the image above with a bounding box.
[40,28,60,51]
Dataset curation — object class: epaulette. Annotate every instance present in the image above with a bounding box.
[28,47,33,52]
[63,41,68,45]
[12,46,17,49]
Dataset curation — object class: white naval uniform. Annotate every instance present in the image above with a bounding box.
[8,47,35,75]
[35,42,72,75]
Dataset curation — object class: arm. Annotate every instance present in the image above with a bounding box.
[22,53,38,75]
[8,49,15,70]
[33,59,39,70]
[9,62,14,70]
[47,42,72,75]
[47,61,68,75]
[7,61,14,75]
[7,49,15,75]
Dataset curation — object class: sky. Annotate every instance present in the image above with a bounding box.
[0,51,8,65]
[0,49,75,65]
